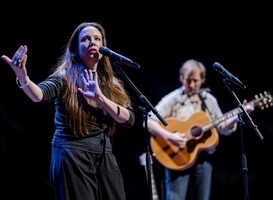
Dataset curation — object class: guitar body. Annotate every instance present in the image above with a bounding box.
[150,111,219,171]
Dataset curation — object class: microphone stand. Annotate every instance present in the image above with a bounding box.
[222,78,263,200]
[112,62,167,200]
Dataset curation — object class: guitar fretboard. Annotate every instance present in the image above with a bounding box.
[203,107,242,132]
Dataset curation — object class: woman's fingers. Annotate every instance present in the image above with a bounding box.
[1,55,12,65]
[11,45,28,66]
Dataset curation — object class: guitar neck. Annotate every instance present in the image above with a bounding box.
[202,107,242,132]
[202,97,260,132]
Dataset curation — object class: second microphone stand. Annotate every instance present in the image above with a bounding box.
[222,78,263,200]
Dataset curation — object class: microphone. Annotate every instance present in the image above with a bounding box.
[99,46,140,69]
[212,62,246,89]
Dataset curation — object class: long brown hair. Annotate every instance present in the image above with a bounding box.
[53,22,131,137]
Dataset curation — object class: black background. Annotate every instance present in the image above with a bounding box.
[0,3,272,200]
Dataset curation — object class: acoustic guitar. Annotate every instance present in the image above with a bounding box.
[150,91,272,171]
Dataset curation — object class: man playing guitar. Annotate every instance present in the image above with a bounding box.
[145,59,255,200]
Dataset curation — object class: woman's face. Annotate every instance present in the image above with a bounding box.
[78,26,103,69]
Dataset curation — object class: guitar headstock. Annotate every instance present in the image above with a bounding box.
[139,153,153,166]
[253,91,273,110]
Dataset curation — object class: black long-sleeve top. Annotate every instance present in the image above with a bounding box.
[37,73,135,153]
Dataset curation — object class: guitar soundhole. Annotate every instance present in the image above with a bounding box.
[191,126,202,137]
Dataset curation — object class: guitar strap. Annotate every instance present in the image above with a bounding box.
[199,91,213,117]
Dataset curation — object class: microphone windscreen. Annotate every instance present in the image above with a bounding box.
[99,46,109,55]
